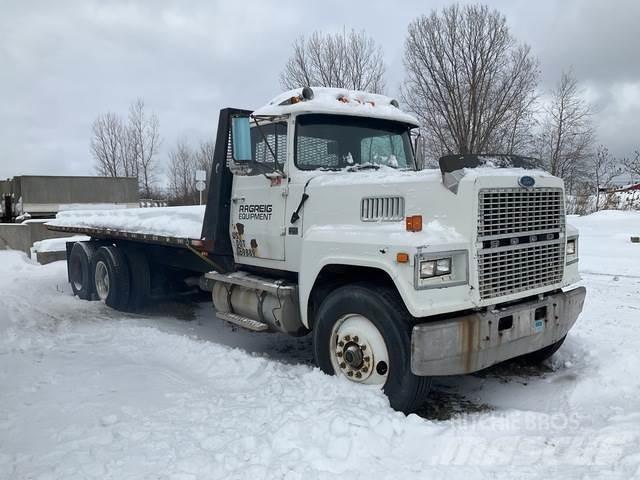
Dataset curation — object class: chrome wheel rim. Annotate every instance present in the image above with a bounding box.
[329,314,390,385]
[94,261,110,301]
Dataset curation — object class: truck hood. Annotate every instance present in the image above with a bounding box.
[301,166,563,248]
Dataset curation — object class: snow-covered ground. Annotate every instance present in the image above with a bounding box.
[2,211,640,479]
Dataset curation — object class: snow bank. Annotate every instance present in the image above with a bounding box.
[568,209,640,277]
[2,212,640,478]
[48,205,206,239]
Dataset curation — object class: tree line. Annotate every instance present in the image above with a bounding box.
[91,100,214,205]
[91,4,639,211]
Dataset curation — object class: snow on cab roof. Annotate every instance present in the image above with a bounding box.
[252,87,420,126]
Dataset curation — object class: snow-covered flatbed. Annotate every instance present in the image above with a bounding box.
[46,205,206,247]
[3,210,640,478]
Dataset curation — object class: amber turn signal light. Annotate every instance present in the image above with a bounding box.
[396,252,410,263]
[406,215,423,232]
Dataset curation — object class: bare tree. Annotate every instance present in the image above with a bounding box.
[402,4,539,158]
[167,140,197,205]
[623,150,640,182]
[128,99,161,198]
[90,98,161,195]
[91,113,125,177]
[536,70,595,191]
[119,126,138,178]
[193,140,215,199]
[280,29,386,93]
[591,145,620,211]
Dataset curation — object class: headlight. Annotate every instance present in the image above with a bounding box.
[436,258,451,275]
[566,237,578,265]
[415,251,468,288]
[419,257,452,278]
[420,260,437,278]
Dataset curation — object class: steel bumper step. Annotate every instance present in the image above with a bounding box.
[216,311,269,332]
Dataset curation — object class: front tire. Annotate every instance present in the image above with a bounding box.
[91,245,131,310]
[313,283,431,413]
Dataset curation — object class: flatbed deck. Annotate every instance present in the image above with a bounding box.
[46,224,202,248]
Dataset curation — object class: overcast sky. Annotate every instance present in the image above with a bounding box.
[1,0,639,180]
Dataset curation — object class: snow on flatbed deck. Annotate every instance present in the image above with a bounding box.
[2,210,640,479]
[47,205,206,240]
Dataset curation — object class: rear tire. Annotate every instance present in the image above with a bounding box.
[516,336,567,365]
[68,241,97,300]
[123,247,150,312]
[91,245,131,310]
[313,283,431,413]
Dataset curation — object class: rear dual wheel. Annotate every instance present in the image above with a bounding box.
[68,242,150,312]
[92,246,131,310]
[68,241,98,300]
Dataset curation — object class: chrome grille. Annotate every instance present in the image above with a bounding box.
[361,196,404,222]
[478,188,564,239]
[477,188,565,300]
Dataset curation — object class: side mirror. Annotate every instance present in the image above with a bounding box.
[411,131,423,169]
[231,116,252,162]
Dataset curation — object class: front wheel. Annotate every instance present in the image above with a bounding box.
[313,283,431,413]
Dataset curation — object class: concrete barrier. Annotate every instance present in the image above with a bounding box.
[0,222,67,254]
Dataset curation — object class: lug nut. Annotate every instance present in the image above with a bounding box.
[345,335,351,341]
[340,362,346,369]
[355,372,362,378]
[353,336,359,343]
[361,345,367,351]
[364,356,370,362]
[338,341,344,347]
[347,371,353,377]
[336,351,343,357]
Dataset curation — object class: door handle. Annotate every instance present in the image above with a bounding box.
[232,196,246,203]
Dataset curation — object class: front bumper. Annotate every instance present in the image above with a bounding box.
[411,286,586,376]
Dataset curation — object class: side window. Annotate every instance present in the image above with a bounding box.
[361,135,407,168]
[251,122,287,166]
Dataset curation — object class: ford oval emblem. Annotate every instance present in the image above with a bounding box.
[519,175,535,188]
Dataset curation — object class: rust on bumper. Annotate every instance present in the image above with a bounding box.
[411,286,586,376]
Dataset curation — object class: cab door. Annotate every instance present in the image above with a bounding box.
[230,121,287,261]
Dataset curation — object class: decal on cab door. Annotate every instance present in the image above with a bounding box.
[238,204,273,221]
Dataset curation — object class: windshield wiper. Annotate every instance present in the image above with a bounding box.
[347,164,381,172]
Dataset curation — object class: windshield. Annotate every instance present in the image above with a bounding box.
[295,114,415,170]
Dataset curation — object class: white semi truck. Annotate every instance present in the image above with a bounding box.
[49,87,586,412]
